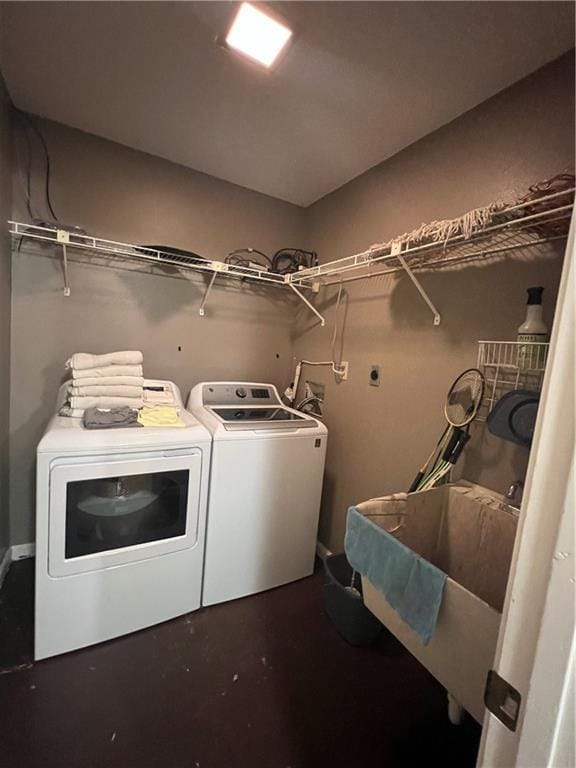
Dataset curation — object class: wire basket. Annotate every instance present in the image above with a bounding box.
[477,340,549,421]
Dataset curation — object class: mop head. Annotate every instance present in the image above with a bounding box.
[365,173,575,267]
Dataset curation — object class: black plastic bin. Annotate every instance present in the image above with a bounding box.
[323,553,382,646]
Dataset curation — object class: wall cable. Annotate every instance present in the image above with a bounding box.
[287,280,346,405]
[14,115,35,219]
[15,110,58,222]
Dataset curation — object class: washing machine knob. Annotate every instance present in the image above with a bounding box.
[236,387,247,399]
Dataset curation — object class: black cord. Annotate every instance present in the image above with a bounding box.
[14,116,34,219]
[225,248,318,274]
[225,248,272,270]
[271,248,318,275]
[16,110,58,222]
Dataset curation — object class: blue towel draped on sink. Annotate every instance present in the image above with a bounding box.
[344,506,447,645]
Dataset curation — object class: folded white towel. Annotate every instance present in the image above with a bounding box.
[59,405,87,418]
[70,376,144,388]
[69,395,144,409]
[143,389,176,405]
[69,385,144,398]
[67,351,143,371]
[72,365,143,380]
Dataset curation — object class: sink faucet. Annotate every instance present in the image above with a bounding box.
[505,480,524,508]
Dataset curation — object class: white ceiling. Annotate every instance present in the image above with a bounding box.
[1,2,574,206]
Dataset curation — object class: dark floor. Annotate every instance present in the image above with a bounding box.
[0,559,480,768]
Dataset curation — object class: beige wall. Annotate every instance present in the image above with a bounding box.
[0,67,12,559]
[295,52,574,551]
[10,120,305,544]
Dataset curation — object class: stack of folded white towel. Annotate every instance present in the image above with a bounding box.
[63,351,145,415]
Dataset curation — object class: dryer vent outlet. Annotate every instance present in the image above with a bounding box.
[369,365,381,386]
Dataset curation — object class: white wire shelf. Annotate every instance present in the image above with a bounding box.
[9,220,293,316]
[290,187,573,288]
[9,221,288,286]
[477,340,549,421]
[9,182,573,324]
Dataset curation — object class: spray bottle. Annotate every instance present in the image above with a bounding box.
[517,287,548,368]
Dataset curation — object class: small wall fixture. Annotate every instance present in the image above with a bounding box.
[225,3,293,68]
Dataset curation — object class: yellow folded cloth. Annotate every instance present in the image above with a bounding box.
[137,406,186,428]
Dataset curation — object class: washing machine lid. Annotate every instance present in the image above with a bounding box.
[208,406,317,431]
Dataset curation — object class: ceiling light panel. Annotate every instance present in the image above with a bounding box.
[225,3,293,68]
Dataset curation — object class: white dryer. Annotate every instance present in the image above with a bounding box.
[187,382,327,607]
[35,380,211,660]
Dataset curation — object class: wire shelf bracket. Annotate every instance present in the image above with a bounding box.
[52,228,72,296]
[198,271,218,317]
[395,244,441,325]
[288,281,326,326]
[61,242,71,297]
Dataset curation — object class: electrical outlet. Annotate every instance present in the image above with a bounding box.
[369,365,381,387]
[339,361,349,381]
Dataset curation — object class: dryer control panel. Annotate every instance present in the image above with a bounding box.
[201,383,281,407]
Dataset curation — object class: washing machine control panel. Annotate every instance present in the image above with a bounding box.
[202,383,281,406]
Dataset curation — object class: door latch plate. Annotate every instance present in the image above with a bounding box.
[484,670,522,731]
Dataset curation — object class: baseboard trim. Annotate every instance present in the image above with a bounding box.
[11,542,35,560]
[0,547,11,591]
[316,541,332,561]
[0,542,36,593]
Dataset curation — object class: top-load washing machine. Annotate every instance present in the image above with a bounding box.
[35,380,211,660]
[187,382,328,607]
